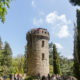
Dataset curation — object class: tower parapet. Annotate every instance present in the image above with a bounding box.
[27,28,50,40]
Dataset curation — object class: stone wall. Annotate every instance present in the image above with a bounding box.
[26,28,50,76]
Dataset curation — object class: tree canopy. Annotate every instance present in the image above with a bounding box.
[73,10,80,80]
[70,0,80,6]
[0,37,3,49]
[0,0,10,23]
[53,44,61,75]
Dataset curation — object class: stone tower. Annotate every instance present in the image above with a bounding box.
[26,28,50,76]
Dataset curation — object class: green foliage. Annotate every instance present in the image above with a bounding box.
[49,42,53,65]
[76,10,80,64]
[0,37,3,49]
[73,9,80,80]
[2,42,12,67]
[49,43,74,76]
[0,0,10,23]
[49,65,53,75]
[53,44,61,75]
[24,44,27,73]
[73,61,80,79]
[12,55,25,74]
[60,56,73,76]
[70,0,80,6]
[0,49,4,76]
[0,41,12,76]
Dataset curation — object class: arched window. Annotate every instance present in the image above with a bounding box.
[42,41,44,47]
[42,53,45,60]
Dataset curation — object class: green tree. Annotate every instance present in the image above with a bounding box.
[70,0,80,6]
[60,56,73,76]
[0,0,10,23]
[12,55,24,74]
[53,44,61,75]
[1,42,12,76]
[73,10,80,80]
[49,42,53,65]
[0,37,3,49]
[24,44,27,73]
[69,0,80,79]
[0,49,3,76]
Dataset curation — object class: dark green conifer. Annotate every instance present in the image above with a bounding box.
[1,42,12,76]
[0,37,3,49]
[70,0,80,6]
[73,10,80,80]
[53,44,61,75]
[24,44,27,73]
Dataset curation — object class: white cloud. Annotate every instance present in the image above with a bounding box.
[46,11,57,24]
[33,18,43,26]
[57,25,70,38]
[55,43,63,50]
[32,0,36,7]
[32,11,71,39]
[46,11,71,25]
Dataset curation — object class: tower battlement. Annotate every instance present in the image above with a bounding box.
[27,28,50,40]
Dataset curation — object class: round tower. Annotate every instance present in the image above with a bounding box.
[26,28,50,76]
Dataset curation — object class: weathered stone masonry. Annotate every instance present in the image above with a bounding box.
[26,28,50,76]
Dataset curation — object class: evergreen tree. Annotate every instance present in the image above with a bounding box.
[24,44,27,73]
[0,37,3,49]
[73,10,80,80]
[0,49,3,76]
[1,42,12,76]
[70,0,80,6]
[53,44,61,75]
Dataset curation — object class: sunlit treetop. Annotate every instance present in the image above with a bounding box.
[70,0,80,6]
[0,0,10,23]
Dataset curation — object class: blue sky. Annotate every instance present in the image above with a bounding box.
[0,0,79,58]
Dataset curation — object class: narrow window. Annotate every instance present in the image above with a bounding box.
[42,41,44,47]
[42,31,44,33]
[42,53,45,60]
[45,32,46,34]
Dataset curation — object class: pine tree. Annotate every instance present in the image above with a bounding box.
[1,42,12,76]
[53,44,61,75]
[0,37,3,49]
[73,10,80,80]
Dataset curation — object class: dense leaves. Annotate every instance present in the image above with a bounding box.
[0,37,12,76]
[49,43,73,76]
[0,37,3,49]
[0,0,10,23]
[70,0,80,6]
[12,56,24,74]
[2,42,12,67]
[73,10,80,80]
[24,44,27,73]
[60,56,73,76]
[1,42,12,76]
[53,44,61,75]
